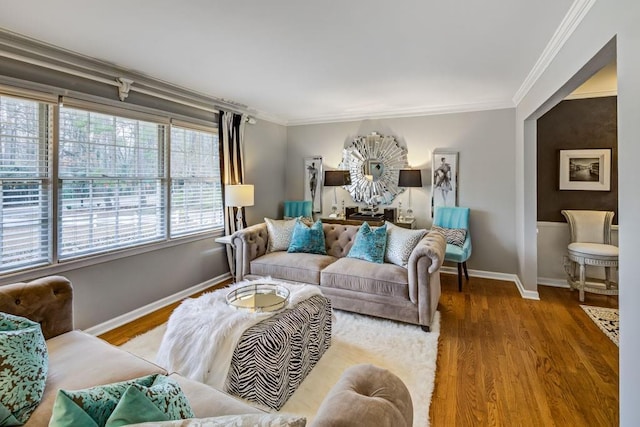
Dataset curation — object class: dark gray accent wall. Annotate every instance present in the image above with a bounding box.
[536,96,618,223]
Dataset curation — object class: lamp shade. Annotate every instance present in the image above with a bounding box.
[324,170,352,186]
[398,169,422,187]
[225,184,254,207]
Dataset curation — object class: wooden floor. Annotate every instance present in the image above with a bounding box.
[433,273,618,427]
[100,274,619,426]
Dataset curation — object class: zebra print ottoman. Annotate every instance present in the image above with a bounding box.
[224,294,332,410]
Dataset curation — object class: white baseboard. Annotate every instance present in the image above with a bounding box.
[440,266,540,300]
[84,273,232,336]
[538,277,570,288]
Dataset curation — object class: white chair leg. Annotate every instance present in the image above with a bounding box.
[605,267,611,289]
[579,263,586,302]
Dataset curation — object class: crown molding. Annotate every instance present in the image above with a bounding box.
[564,89,617,100]
[0,28,248,115]
[285,99,515,127]
[512,0,597,106]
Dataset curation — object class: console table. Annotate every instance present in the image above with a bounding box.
[321,217,416,229]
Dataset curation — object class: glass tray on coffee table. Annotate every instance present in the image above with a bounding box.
[226,282,290,313]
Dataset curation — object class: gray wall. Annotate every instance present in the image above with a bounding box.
[515,1,640,422]
[286,109,518,274]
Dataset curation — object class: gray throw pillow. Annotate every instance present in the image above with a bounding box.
[265,217,297,252]
[384,222,427,267]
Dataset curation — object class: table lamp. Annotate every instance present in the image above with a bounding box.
[323,170,351,218]
[225,184,254,230]
[398,169,422,219]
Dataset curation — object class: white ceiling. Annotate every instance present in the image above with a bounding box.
[0,0,578,125]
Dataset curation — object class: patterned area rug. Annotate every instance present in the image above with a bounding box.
[580,305,619,346]
[120,310,440,427]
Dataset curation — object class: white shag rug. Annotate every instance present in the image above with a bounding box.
[580,305,619,346]
[120,310,440,427]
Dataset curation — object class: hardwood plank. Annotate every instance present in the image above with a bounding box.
[99,274,618,426]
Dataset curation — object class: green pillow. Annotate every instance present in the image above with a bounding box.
[287,218,326,255]
[347,222,388,263]
[0,312,48,426]
[49,374,193,427]
[105,386,170,427]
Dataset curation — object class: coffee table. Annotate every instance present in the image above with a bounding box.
[226,282,290,312]
[225,291,332,409]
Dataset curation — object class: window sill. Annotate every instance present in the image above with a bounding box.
[0,229,226,286]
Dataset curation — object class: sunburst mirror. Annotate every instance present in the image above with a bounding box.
[341,132,408,206]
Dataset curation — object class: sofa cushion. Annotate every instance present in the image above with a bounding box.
[385,222,427,267]
[320,258,409,299]
[265,217,297,252]
[168,374,263,418]
[288,219,327,255]
[251,252,337,285]
[0,313,48,425]
[346,222,387,264]
[24,330,167,427]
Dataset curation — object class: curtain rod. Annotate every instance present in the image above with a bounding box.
[0,48,246,116]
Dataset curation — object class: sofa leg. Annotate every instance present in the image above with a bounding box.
[457,263,463,292]
[421,325,431,332]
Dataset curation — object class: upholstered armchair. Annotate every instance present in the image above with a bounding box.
[561,210,619,302]
[283,200,312,219]
[432,206,472,291]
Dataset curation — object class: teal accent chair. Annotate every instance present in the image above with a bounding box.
[433,206,472,291]
[284,200,312,219]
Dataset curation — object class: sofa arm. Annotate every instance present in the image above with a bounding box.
[311,364,413,427]
[407,230,446,328]
[0,275,73,340]
[231,222,269,281]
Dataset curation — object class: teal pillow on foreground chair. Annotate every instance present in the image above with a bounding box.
[49,374,193,427]
[0,312,48,426]
[432,206,472,292]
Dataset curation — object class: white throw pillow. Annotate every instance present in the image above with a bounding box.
[126,413,307,427]
[265,217,298,252]
[384,222,427,267]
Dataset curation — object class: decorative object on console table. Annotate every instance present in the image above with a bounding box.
[383,207,396,222]
[432,149,458,217]
[559,148,611,191]
[398,169,422,219]
[324,170,352,218]
[304,156,323,213]
[225,184,254,230]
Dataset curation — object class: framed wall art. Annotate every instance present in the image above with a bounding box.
[303,156,323,213]
[559,149,611,191]
[431,149,458,216]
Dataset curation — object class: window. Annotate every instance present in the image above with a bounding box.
[58,107,166,259]
[170,125,223,237]
[0,91,223,275]
[0,95,51,273]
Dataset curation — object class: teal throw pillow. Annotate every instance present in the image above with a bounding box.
[347,222,388,264]
[49,374,193,427]
[0,312,48,426]
[287,218,327,255]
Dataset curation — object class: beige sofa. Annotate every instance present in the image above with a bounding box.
[0,275,413,427]
[232,222,446,331]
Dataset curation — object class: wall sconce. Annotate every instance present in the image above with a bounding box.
[225,184,254,230]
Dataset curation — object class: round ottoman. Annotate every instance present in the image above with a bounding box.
[313,364,413,427]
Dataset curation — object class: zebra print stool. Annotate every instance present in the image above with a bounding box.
[224,294,332,409]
